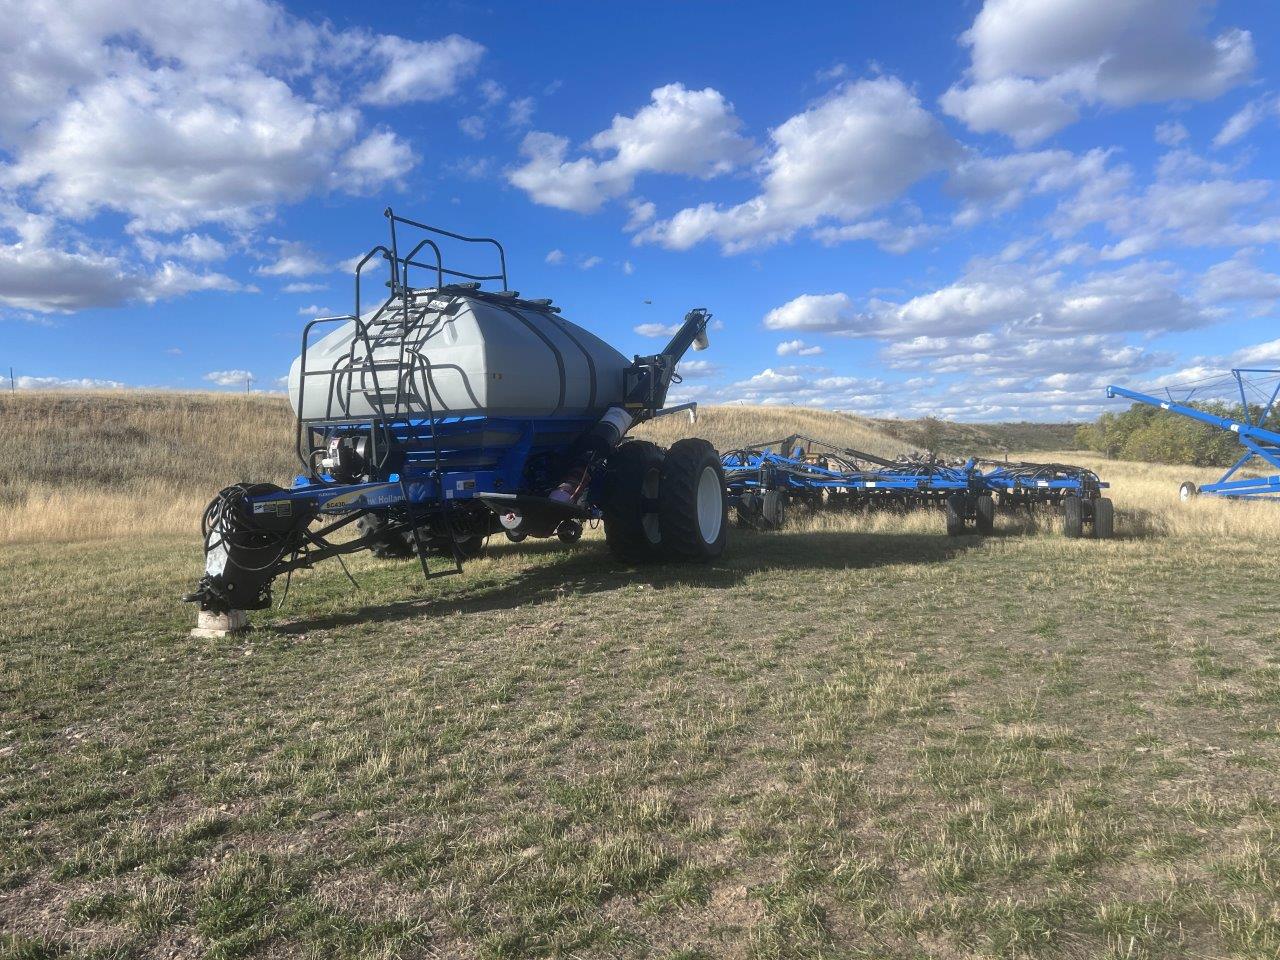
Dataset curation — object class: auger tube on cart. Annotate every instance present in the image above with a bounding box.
[1107,370,1280,501]
[184,208,728,627]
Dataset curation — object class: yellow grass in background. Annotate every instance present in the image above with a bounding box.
[0,391,295,544]
[632,402,913,459]
[2,390,1277,545]
[1032,450,1280,541]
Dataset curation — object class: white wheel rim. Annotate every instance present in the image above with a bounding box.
[696,465,724,544]
[1180,485,1191,502]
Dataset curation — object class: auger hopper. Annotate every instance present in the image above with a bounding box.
[185,209,727,631]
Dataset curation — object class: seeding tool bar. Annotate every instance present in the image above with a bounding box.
[722,440,1113,537]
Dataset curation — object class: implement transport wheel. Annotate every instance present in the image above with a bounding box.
[1063,495,1084,538]
[505,530,527,543]
[762,489,787,530]
[975,493,996,534]
[1179,481,1198,502]
[603,440,665,563]
[1093,497,1115,539]
[945,494,966,536]
[659,438,728,562]
[356,512,413,559]
[556,519,583,543]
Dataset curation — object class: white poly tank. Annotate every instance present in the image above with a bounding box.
[289,292,632,422]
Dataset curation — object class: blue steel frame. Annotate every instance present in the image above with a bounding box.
[1106,369,1280,500]
[722,451,1104,503]
[258,415,599,516]
[978,463,1108,500]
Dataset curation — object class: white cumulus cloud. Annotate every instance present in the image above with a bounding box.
[637,77,957,253]
[508,83,752,213]
[942,0,1255,145]
[359,34,485,106]
[776,339,823,357]
[763,293,862,333]
[205,369,255,387]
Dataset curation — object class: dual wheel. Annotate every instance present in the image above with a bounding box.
[735,489,787,530]
[1062,495,1115,538]
[603,438,728,564]
[944,493,995,536]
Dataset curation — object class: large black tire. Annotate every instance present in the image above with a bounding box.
[356,512,413,559]
[1093,497,1115,539]
[658,438,728,562]
[1063,496,1084,538]
[945,494,966,536]
[975,493,995,534]
[1179,481,1198,503]
[767,492,787,531]
[603,440,665,563]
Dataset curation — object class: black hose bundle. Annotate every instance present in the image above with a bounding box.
[201,483,295,573]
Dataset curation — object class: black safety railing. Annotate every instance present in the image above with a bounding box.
[289,209,517,577]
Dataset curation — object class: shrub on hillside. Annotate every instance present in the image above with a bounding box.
[1079,401,1251,467]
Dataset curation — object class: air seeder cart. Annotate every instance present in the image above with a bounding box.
[185,209,728,629]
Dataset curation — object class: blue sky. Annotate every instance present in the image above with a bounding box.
[2,0,1279,420]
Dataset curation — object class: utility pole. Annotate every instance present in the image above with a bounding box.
[8,367,13,394]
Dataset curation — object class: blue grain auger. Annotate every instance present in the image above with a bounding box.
[184,209,728,622]
[1107,368,1280,501]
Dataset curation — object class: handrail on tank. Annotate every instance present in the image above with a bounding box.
[353,245,393,320]
[402,237,445,291]
[384,206,509,290]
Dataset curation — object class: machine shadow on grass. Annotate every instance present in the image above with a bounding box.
[991,504,1157,540]
[271,528,979,633]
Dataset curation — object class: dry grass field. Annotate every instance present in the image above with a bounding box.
[2,392,1279,959]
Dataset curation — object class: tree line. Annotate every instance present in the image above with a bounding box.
[1074,400,1258,466]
